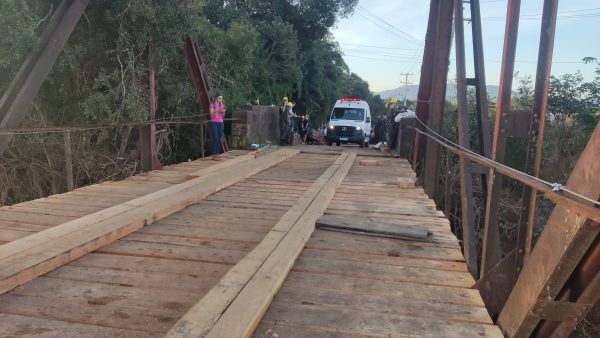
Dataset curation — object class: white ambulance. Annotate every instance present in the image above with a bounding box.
[326,98,371,147]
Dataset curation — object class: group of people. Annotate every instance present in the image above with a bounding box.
[207,93,316,161]
[279,96,311,145]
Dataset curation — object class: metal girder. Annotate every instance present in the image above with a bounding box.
[140,38,162,172]
[411,0,440,170]
[183,36,214,158]
[0,0,89,155]
[453,0,478,278]
[473,249,516,318]
[514,0,559,279]
[481,0,522,277]
[498,122,600,337]
[469,0,492,161]
[422,0,454,200]
[544,237,599,337]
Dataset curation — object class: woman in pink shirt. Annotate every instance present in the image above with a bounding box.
[209,93,226,161]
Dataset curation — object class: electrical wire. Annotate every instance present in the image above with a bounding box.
[354,11,423,46]
[343,54,415,63]
[412,115,600,207]
[338,42,419,51]
[356,5,424,46]
[0,118,219,136]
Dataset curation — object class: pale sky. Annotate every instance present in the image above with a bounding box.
[332,0,600,93]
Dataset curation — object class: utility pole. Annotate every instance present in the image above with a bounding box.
[399,73,412,107]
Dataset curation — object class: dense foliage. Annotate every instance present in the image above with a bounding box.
[0,0,386,204]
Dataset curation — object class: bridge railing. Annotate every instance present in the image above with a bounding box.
[409,119,599,337]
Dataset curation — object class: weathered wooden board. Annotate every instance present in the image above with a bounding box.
[166,153,355,337]
[0,149,299,296]
[316,214,432,240]
[0,152,338,336]
[252,149,500,337]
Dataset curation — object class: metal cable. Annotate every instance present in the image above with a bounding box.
[413,116,600,207]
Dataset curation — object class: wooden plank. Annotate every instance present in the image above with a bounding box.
[1,280,194,333]
[70,253,231,278]
[396,177,416,188]
[358,159,380,166]
[255,320,375,338]
[273,286,493,324]
[283,270,484,307]
[166,153,356,338]
[186,153,255,180]
[316,214,432,241]
[0,313,153,338]
[292,255,474,288]
[306,228,461,256]
[0,149,299,296]
[300,247,467,272]
[309,225,459,249]
[260,302,503,337]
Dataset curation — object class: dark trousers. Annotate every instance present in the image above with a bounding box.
[210,121,224,155]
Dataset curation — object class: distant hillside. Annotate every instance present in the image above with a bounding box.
[378,84,500,101]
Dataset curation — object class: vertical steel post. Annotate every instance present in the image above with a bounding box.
[140,36,162,172]
[199,121,205,158]
[481,0,522,277]
[454,0,478,278]
[63,130,74,191]
[470,0,492,160]
[422,0,454,200]
[411,0,440,169]
[469,0,492,217]
[183,37,213,158]
[514,0,559,278]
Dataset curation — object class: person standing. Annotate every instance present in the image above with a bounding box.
[279,97,291,145]
[301,115,311,144]
[209,92,226,161]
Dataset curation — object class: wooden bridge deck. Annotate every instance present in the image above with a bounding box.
[255,156,502,337]
[0,146,501,337]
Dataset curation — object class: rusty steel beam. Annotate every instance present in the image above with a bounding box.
[140,39,162,172]
[0,0,89,155]
[540,234,599,337]
[411,0,440,169]
[422,0,454,200]
[183,37,212,118]
[473,249,516,318]
[514,0,559,279]
[183,37,214,158]
[481,0,522,277]
[453,0,478,278]
[469,0,492,160]
[497,122,600,337]
[469,0,492,217]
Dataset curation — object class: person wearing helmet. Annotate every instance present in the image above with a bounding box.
[299,115,307,144]
[287,101,296,136]
[279,97,291,145]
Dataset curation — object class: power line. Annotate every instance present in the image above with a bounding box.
[481,7,600,21]
[354,11,423,46]
[342,47,588,64]
[338,42,419,51]
[343,54,415,63]
[356,5,424,46]
[343,49,417,58]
